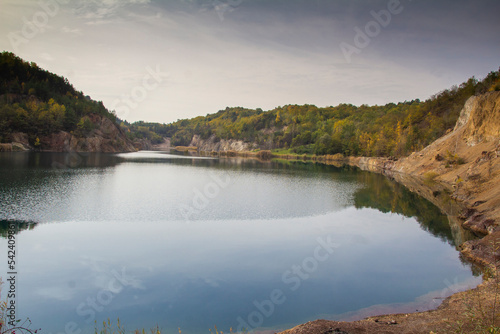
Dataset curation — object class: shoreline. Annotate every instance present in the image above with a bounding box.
[3,90,497,333]
[195,151,493,334]
[182,92,500,333]
[163,146,495,333]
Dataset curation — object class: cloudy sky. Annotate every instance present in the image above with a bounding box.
[1,0,499,123]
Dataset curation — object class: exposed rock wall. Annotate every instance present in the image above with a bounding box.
[278,91,500,334]
[189,134,258,152]
[325,92,500,265]
[340,92,500,270]
[393,92,500,225]
[3,114,136,153]
[460,92,500,145]
[153,138,171,151]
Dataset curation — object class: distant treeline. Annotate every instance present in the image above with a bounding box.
[2,51,499,157]
[125,69,499,157]
[0,52,117,145]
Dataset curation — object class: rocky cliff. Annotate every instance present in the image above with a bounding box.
[394,92,500,230]
[279,91,500,334]
[1,113,136,153]
[342,92,500,229]
[189,134,259,152]
[348,92,500,252]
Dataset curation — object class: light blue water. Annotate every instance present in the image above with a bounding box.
[0,151,480,334]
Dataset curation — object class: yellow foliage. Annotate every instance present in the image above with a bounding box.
[15,107,28,118]
[26,99,41,112]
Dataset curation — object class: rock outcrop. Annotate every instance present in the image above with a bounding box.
[393,91,500,226]
[3,114,136,153]
[345,92,500,265]
[458,92,500,145]
[41,114,136,152]
[189,134,258,152]
[279,91,500,334]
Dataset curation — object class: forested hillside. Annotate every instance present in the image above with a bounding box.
[127,69,499,157]
[3,50,497,157]
[0,52,118,146]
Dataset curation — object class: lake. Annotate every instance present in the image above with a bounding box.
[0,151,481,334]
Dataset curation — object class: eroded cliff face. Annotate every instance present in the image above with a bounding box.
[4,114,136,153]
[189,134,259,152]
[385,92,500,269]
[43,114,136,152]
[333,92,500,266]
[456,92,500,145]
[394,92,500,219]
[278,91,500,334]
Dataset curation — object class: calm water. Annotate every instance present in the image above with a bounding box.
[0,151,480,334]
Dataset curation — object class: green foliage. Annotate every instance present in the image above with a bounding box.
[445,150,466,166]
[4,51,496,156]
[0,52,117,140]
[135,68,499,157]
[76,117,96,136]
[121,121,173,145]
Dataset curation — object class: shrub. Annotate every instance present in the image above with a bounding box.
[424,171,439,184]
[445,150,466,165]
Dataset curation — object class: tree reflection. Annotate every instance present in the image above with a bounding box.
[353,172,474,247]
[0,220,38,237]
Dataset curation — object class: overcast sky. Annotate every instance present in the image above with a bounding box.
[1,0,499,123]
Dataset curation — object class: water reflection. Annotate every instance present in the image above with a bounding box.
[352,172,477,247]
[352,171,481,276]
[0,220,38,237]
[0,151,123,169]
[0,152,482,333]
[0,152,359,222]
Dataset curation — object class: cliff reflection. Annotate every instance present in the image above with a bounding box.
[353,172,476,248]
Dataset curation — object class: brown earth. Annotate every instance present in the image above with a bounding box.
[277,91,500,334]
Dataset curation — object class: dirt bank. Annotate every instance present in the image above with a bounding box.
[278,92,500,334]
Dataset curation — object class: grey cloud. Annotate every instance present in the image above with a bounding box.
[0,0,498,123]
